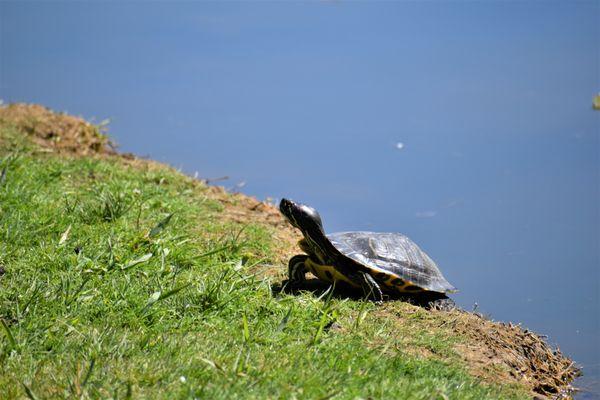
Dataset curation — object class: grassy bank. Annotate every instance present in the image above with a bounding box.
[0,104,577,399]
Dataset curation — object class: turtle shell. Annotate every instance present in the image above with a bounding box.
[327,231,456,294]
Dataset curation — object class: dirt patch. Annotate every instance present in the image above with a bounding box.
[376,306,579,399]
[447,312,578,398]
[206,186,301,265]
[0,103,579,398]
[0,103,114,155]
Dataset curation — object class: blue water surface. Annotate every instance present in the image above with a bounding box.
[1,2,598,397]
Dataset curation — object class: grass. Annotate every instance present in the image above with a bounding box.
[0,120,532,399]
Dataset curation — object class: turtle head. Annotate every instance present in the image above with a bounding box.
[279,198,324,234]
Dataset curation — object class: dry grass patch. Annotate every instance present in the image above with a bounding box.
[373,303,579,399]
[450,313,579,399]
[0,103,113,155]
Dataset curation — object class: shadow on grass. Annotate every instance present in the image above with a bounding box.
[271,278,457,311]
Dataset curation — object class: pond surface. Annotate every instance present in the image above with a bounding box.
[2,2,598,397]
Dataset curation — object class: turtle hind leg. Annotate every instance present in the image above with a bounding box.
[287,254,309,286]
[358,272,383,304]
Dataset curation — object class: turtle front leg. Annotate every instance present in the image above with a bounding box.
[357,272,383,304]
[287,254,309,286]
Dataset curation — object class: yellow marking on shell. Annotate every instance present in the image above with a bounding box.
[305,258,359,288]
[373,271,425,294]
[303,259,426,294]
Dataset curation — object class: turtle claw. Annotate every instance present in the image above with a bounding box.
[288,254,309,284]
[428,297,457,311]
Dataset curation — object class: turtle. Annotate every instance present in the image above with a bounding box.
[279,198,457,303]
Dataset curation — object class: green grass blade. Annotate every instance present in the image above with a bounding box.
[191,245,231,259]
[82,358,95,388]
[143,283,191,312]
[21,381,38,400]
[1,319,16,349]
[122,253,153,270]
[276,307,293,332]
[149,213,173,238]
[242,312,250,342]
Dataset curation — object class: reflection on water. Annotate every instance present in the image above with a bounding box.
[2,1,598,397]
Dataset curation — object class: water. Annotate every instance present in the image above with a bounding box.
[1,2,598,396]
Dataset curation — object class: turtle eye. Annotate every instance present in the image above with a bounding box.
[279,199,295,219]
